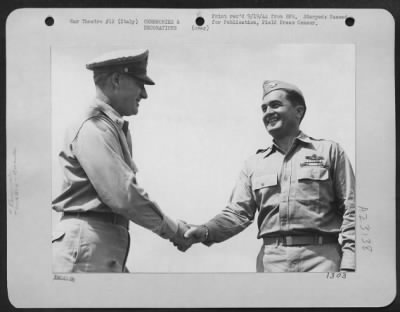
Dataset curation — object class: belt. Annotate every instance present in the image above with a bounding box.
[62,211,129,229]
[262,234,338,246]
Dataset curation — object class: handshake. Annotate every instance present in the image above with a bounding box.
[169,220,209,252]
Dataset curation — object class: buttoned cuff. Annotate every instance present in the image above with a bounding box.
[340,250,355,271]
[201,221,217,246]
[157,215,179,239]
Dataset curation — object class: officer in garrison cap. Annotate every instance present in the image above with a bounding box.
[183,80,355,272]
[52,49,192,273]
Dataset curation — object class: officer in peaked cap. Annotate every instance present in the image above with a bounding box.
[184,80,356,273]
[52,49,192,273]
[86,49,155,85]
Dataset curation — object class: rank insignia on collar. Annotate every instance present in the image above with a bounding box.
[301,154,326,167]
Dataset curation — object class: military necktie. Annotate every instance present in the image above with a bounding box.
[122,120,132,155]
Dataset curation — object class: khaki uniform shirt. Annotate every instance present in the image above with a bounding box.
[52,97,178,239]
[204,132,355,270]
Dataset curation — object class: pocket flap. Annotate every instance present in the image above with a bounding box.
[52,231,65,243]
[298,167,329,181]
[252,174,278,190]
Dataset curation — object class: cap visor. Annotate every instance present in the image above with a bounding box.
[131,74,155,85]
[126,73,155,85]
[142,76,155,85]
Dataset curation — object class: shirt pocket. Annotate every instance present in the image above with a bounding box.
[252,174,278,190]
[252,174,279,205]
[297,166,329,181]
[296,166,330,200]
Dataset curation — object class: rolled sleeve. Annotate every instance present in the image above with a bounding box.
[73,117,178,239]
[333,144,356,270]
[204,163,256,245]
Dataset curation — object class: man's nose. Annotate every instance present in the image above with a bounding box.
[141,87,148,99]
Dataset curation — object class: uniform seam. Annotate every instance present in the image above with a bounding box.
[73,221,83,265]
[71,114,119,144]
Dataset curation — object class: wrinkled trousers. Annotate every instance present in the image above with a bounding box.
[256,242,342,272]
[52,217,130,273]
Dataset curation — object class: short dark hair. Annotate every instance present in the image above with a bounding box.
[284,89,306,122]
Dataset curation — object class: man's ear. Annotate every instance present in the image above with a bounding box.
[296,105,305,121]
[110,72,120,90]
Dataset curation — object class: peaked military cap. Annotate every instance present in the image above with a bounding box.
[262,80,303,99]
[86,49,155,85]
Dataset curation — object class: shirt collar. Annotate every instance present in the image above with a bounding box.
[93,96,127,130]
[295,131,313,144]
[262,131,312,158]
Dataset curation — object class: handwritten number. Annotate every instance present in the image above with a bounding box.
[357,206,373,254]
[358,214,367,221]
[358,206,368,212]
[326,272,346,279]
[360,224,370,231]
[362,245,372,252]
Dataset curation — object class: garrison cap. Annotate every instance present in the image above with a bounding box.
[86,49,155,85]
[262,80,303,99]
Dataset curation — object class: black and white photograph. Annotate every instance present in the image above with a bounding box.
[51,44,355,274]
[6,8,396,308]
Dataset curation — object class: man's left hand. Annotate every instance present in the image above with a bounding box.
[169,220,193,252]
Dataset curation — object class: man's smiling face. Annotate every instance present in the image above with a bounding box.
[261,89,304,139]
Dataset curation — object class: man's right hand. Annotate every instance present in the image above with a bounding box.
[184,225,208,243]
[169,220,193,252]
